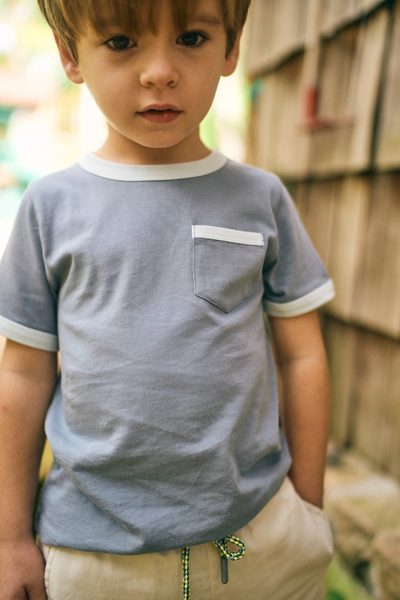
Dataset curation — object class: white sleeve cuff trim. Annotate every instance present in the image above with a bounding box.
[0,315,58,351]
[263,280,335,317]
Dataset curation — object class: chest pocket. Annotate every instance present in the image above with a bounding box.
[192,225,265,313]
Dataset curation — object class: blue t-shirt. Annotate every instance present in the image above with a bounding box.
[0,151,334,554]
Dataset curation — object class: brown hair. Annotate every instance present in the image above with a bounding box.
[37,0,251,62]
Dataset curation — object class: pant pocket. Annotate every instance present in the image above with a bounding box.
[294,492,334,577]
[209,478,333,600]
[41,545,183,600]
[299,497,334,550]
[44,546,56,600]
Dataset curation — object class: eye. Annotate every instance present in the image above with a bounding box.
[177,31,207,48]
[106,35,135,52]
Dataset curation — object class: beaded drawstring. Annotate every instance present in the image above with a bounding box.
[182,535,246,600]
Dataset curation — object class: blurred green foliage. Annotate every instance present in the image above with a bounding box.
[324,556,374,600]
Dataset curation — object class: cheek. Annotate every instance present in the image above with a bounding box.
[187,66,222,109]
[84,70,133,117]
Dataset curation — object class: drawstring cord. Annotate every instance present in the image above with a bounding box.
[182,535,246,600]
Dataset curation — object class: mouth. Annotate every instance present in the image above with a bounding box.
[138,105,183,123]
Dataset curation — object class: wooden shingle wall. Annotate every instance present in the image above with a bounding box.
[246,0,400,477]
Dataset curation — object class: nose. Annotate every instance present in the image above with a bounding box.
[139,48,179,89]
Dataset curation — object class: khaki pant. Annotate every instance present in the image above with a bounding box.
[40,478,333,600]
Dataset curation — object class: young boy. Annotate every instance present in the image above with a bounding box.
[0,0,335,598]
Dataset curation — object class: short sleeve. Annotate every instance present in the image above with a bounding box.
[0,192,58,351]
[263,183,334,317]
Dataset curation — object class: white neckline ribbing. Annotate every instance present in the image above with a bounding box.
[77,149,228,182]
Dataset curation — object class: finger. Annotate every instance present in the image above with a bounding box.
[25,582,47,600]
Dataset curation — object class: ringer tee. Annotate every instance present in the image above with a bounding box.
[0,150,334,554]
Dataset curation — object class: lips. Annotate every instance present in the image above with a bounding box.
[138,104,182,123]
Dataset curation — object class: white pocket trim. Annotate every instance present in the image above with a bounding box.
[192,225,264,246]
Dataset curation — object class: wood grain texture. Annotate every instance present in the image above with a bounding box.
[245,0,310,78]
[375,0,400,170]
[249,55,311,178]
[351,173,400,337]
[309,8,388,176]
[295,179,335,268]
[327,177,368,320]
[384,341,400,478]
[291,181,310,225]
[323,317,357,446]
[246,0,400,480]
[320,0,385,37]
[293,178,368,322]
[349,328,391,468]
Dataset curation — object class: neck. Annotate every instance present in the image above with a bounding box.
[94,127,211,165]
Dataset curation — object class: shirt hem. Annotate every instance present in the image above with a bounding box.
[263,280,335,317]
[35,486,285,555]
[0,315,58,351]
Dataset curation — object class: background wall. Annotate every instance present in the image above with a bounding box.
[246,0,400,479]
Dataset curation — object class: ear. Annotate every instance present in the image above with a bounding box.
[222,29,242,77]
[54,33,84,84]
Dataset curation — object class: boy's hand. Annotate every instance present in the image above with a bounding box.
[0,339,56,600]
[0,536,46,600]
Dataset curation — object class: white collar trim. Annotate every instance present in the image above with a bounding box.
[78,149,228,181]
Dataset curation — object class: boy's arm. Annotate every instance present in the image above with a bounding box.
[269,310,330,508]
[0,339,57,600]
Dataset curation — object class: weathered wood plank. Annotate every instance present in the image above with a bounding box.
[321,0,355,34]
[299,179,335,268]
[245,0,310,78]
[291,181,310,226]
[346,7,388,171]
[349,328,391,468]
[309,8,388,176]
[249,55,311,178]
[320,0,385,38]
[245,0,275,77]
[308,24,358,175]
[245,0,385,78]
[351,173,400,338]
[247,73,277,171]
[382,340,400,478]
[326,176,368,320]
[375,0,400,170]
[323,317,357,445]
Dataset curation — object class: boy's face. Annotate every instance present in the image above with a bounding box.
[56,0,240,164]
